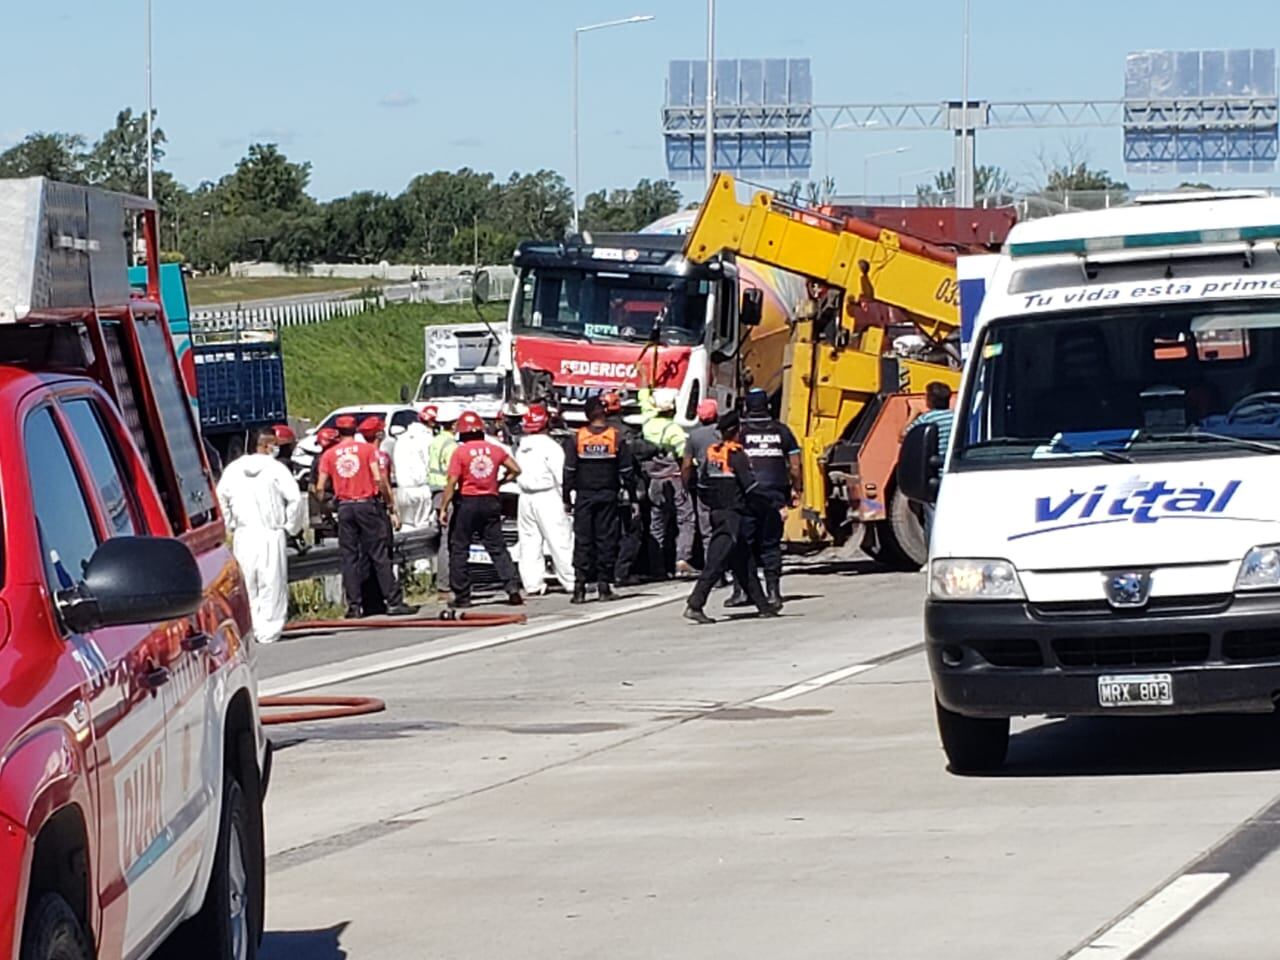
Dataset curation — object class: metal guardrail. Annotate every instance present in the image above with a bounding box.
[287,526,438,582]
[192,296,381,337]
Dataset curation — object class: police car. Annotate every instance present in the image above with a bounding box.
[902,191,1280,771]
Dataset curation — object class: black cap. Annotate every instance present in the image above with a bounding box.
[584,397,606,420]
[745,388,769,414]
[718,410,740,434]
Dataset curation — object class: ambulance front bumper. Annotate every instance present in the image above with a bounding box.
[926,593,1280,718]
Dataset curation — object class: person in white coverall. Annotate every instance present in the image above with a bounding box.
[393,406,436,573]
[514,406,575,595]
[216,428,303,643]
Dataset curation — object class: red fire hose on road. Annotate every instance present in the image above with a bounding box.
[262,610,529,725]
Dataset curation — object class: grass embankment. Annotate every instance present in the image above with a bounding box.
[187,275,374,306]
[281,301,507,424]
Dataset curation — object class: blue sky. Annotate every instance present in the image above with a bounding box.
[4,1,1279,201]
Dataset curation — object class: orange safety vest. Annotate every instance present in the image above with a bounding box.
[576,425,619,459]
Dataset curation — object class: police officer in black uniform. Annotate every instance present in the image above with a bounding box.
[603,392,646,585]
[564,396,636,603]
[684,411,779,624]
[726,388,802,609]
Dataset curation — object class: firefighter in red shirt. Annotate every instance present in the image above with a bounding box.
[316,415,416,618]
[438,410,524,608]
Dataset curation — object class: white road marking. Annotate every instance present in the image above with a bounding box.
[263,586,687,697]
[753,663,879,704]
[1066,872,1229,959]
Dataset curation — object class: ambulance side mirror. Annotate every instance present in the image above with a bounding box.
[740,288,763,328]
[57,537,203,634]
[399,383,411,403]
[472,269,491,306]
[898,423,941,505]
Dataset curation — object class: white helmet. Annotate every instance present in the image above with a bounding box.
[652,387,679,413]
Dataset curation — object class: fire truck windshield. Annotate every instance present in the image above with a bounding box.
[515,269,708,346]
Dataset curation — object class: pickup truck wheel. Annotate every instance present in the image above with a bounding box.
[876,488,927,571]
[21,894,91,960]
[935,698,1009,773]
[162,775,259,960]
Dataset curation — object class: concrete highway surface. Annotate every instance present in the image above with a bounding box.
[256,564,1280,959]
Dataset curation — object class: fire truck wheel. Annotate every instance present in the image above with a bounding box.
[162,775,258,960]
[20,894,92,960]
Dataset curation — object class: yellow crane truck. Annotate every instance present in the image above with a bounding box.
[684,173,990,567]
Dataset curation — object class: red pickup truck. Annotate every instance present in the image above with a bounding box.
[0,179,267,960]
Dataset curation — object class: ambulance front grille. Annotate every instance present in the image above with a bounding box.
[1052,634,1210,668]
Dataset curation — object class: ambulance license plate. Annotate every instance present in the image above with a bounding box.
[1098,673,1173,708]
[468,545,493,565]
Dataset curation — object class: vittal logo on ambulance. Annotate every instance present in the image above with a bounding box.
[1009,478,1246,540]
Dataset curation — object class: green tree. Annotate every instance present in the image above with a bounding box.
[1044,162,1128,193]
[497,169,573,241]
[324,192,406,263]
[580,178,682,232]
[0,132,87,182]
[85,108,165,195]
[222,143,312,216]
[916,165,1016,205]
[398,168,496,261]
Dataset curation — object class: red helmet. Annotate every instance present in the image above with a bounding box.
[272,423,297,443]
[522,406,549,433]
[602,391,622,413]
[456,410,485,435]
[358,416,385,436]
[419,404,438,424]
[317,427,340,449]
[334,414,357,432]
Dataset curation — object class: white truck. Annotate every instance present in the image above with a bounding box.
[900,191,1280,771]
[407,322,509,422]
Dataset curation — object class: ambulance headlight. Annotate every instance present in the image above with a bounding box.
[930,559,1025,601]
[1236,545,1280,590]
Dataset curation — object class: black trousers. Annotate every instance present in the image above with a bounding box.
[448,495,518,598]
[742,488,787,580]
[687,508,769,612]
[338,500,402,608]
[573,491,620,584]
[615,501,642,582]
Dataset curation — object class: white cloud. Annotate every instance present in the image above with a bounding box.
[379,91,419,109]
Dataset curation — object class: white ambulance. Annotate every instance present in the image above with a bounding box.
[901,191,1280,771]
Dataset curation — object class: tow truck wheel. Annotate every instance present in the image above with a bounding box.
[935,698,1009,773]
[20,894,91,960]
[876,487,928,571]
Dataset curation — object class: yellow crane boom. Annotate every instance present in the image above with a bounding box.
[682,173,965,565]
[684,173,962,342]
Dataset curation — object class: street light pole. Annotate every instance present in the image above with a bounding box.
[145,0,154,200]
[572,14,656,233]
[958,0,972,207]
[863,147,910,200]
[705,0,715,190]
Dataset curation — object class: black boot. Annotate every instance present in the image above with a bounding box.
[683,606,714,625]
[598,581,619,602]
[571,584,588,605]
[723,584,752,608]
[765,576,783,609]
[344,604,363,620]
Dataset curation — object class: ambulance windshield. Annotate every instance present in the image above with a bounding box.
[955,300,1280,466]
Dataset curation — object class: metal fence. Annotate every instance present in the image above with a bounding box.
[191,296,381,339]
[385,270,519,306]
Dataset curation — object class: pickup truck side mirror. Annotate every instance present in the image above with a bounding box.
[57,537,203,634]
[740,288,763,328]
[898,422,942,505]
[399,383,411,403]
